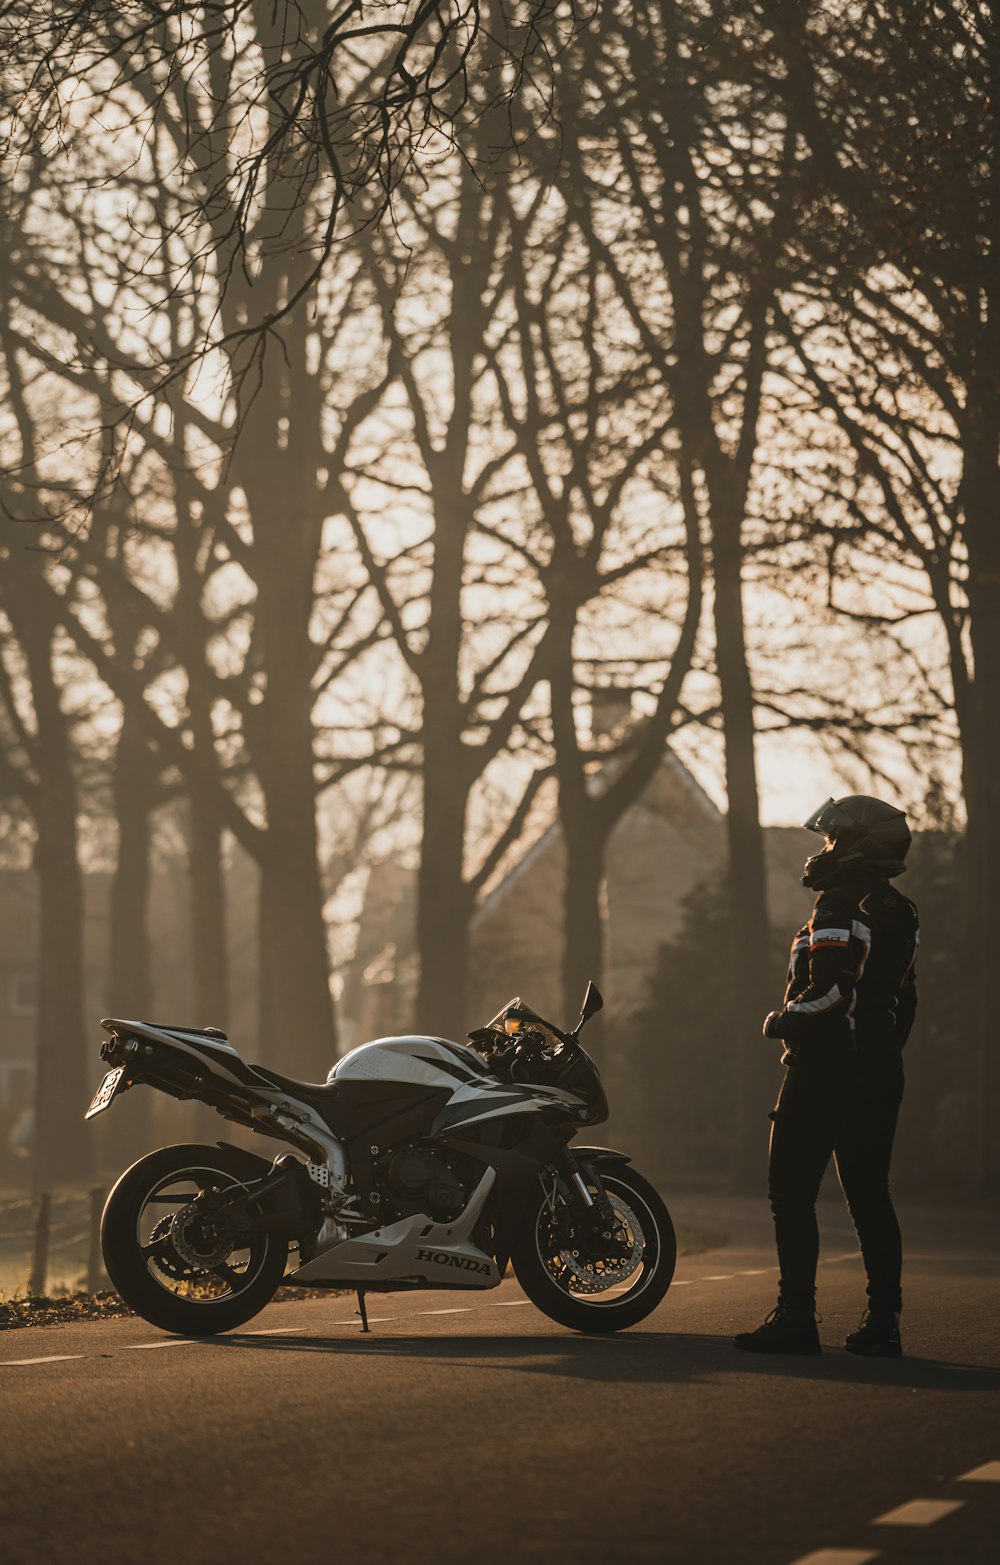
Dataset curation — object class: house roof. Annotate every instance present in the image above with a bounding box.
[470,740,720,930]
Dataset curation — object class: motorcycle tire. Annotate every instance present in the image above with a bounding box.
[101,1142,289,1335]
[511,1163,676,1333]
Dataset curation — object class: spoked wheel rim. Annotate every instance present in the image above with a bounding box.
[534,1173,661,1309]
[134,1162,271,1307]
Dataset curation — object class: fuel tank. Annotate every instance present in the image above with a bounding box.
[329,1035,492,1093]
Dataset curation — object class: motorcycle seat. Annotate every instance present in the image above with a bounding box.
[249,1063,340,1102]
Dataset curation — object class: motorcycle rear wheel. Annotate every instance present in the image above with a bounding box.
[511,1163,675,1332]
[102,1143,289,1335]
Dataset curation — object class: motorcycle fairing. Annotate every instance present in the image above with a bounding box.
[287,1167,500,1289]
[100,1017,351,1186]
[437,1120,594,1276]
[101,1017,269,1090]
[430,1079,586,1138]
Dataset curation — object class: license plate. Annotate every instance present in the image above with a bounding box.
[85,1066,129,1120]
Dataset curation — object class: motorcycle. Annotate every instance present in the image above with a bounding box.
[86,981,676,1335]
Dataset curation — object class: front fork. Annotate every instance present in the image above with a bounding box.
[555,1147,618,1229]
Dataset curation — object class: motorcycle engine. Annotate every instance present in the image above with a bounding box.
[380,1144,467,1221]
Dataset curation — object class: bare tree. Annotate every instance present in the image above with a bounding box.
[1,86,445,1072]
[756,0,998,1186]
[0,314,93,1183]
[482,158,705,1024]
[327,152,558,1037]
[0,1,594,409]
[537,0,806,1163]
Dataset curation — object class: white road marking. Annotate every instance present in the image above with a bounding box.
[703,1274,734,1281]
[242,1326,307,1335]
[491,1300,530,1306]
[419,1307,472,1315]
[959,1461,1000,1482]
[2,1354,84,1366]
[316,1315,389,1324]
[873,1499,965,1526]
[740,1269,768,1276]
[671,1280,693,1285]
[787,1550,880,1565]
[125,1339,200,1350]
[289,1316,398,1329]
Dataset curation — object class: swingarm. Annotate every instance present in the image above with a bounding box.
[194,1153,321,1243]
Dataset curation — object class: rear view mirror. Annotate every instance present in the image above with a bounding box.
[575,981,604,1033]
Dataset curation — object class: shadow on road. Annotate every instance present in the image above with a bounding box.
[213,1329,1000,1392]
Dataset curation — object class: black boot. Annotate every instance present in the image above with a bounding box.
[733,1301,821,1355]
[844,1308,902,1358]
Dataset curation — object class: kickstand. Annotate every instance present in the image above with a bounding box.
[356,1288,370,1333]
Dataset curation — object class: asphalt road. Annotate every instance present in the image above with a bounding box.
[2,1195,998,1565]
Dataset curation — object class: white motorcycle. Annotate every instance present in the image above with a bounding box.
[87,982,676,1334]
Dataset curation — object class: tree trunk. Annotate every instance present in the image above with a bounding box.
[238,303,336,1076]
[257,833,334,1079]
[33,822,91,1190]
[170,436,230,1040]
[249,567,335,1076]
[19,601,92,1189]
[107,720,156,1163]
[560,820,606,1044]
[180,790,230,1140]
[410,177,487,1042]
[707,473,775,1187]
[959,428,1000,1195]
[415,483,471,1040]
[544,585,594,1023]
[251,605,334,1077]
[416,745,472,1039]
[188,790,229,1034]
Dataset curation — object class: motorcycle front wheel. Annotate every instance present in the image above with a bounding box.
[102,1143,289,1335]
[511,1163,676,1332]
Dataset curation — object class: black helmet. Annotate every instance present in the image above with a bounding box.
[801,795,911,890]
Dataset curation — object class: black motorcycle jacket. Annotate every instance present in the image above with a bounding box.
[767,876,919,1055]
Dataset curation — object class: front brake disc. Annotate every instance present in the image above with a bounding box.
[554,1192,645,1293]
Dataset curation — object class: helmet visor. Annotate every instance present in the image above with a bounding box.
[802,798,859,838]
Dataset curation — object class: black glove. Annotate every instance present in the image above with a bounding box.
[762,1010,787,1040]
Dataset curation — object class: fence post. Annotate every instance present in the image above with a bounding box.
[87,1187,106,1294]
[29,1192,51,1298]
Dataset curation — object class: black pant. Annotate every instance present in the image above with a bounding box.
[768,1050,904,1313]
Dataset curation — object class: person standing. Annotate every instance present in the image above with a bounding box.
[734,795,919,1357]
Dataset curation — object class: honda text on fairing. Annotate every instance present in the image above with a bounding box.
[86,983,676,1334]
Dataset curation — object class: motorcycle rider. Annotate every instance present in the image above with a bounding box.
[733,795,919,1358]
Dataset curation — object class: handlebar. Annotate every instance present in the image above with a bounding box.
[465,988,606,1120]
[468,985,602,1084]
[468,1017,577,1056]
